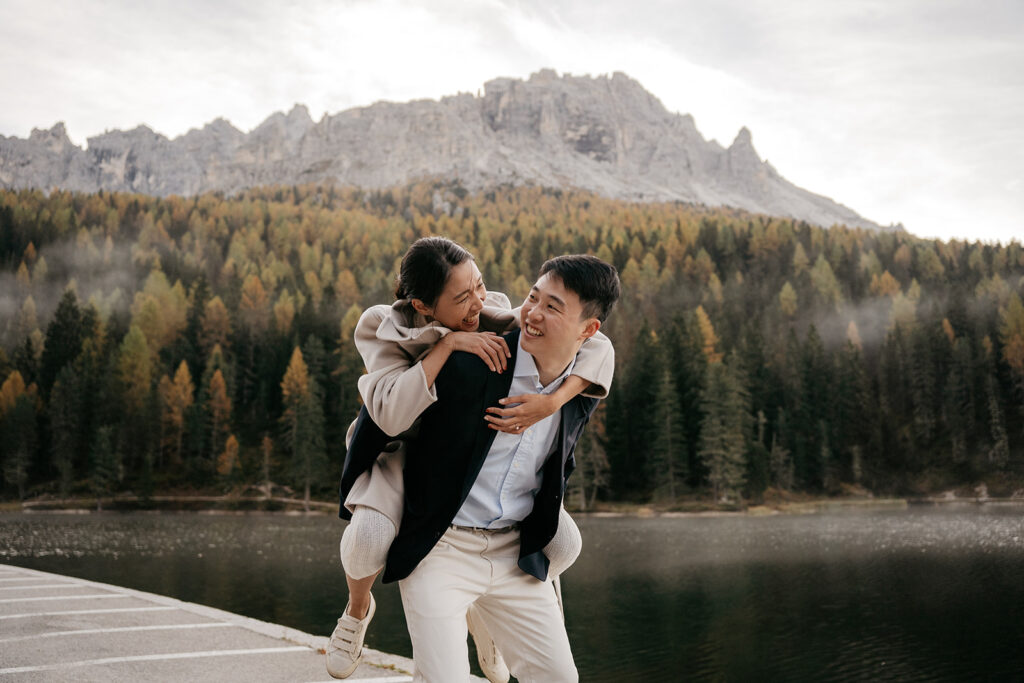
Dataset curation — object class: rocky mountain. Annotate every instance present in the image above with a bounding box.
[0,70,877,230]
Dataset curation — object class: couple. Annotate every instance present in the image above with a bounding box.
[330,237,620,682]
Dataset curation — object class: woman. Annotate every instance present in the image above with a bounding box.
[327,237,614,681]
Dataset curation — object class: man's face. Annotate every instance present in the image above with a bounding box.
[520,272,599,365]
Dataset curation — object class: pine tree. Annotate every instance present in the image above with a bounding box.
[49,365,80,496]
[769,409,795,491]
[986,361,1010,468]
[698,358,749,503]
[40,288,84,395]
[569,408,610,511]
[1,393,36,499]
[91,426,120,511]
[605,325,660,499]
[648,369,687,502]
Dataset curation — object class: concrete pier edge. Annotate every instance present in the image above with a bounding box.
[1,563,417,678]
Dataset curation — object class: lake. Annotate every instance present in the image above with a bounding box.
[2,506,1023,681]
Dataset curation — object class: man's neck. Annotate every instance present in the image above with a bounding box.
[531,346,581,387]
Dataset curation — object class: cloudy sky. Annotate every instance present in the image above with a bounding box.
[1,0,1020,243]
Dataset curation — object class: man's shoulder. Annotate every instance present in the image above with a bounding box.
[436,330,519,393]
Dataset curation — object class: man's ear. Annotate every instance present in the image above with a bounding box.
[410,298,432,317]
[580,318,601,340]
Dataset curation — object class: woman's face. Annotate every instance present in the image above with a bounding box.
[417,259,486,332]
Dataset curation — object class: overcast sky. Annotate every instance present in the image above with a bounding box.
[1,0,1020,244]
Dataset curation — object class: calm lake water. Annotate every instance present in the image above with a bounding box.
[2,507,1023,682]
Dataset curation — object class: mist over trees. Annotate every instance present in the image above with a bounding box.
[1,182,1022,505]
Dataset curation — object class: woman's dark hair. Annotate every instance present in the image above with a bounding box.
[395,237,473,306]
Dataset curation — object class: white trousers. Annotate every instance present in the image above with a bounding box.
[399,526,577,683]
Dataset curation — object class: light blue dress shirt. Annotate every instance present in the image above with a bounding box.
[452,337,576,528]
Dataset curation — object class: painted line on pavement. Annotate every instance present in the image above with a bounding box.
[0,646,312,675]
[0,593,120,603]
[0,564,421,679]
[0,583,77,591]
[0,578,53,583]
[0,622,234,643]
[0,606,176,620]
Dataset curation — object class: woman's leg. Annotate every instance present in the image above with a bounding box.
[339,505,396,616]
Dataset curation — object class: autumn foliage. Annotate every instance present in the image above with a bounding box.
[0,181,1022,503]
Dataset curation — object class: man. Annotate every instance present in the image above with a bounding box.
[344,254,620,682]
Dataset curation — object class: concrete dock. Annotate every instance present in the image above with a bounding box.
[0,563,418,682]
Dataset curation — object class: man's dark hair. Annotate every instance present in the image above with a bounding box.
[539,254,621,323]
[395,236,473,305]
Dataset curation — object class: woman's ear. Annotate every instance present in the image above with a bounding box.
[410,298,433,318]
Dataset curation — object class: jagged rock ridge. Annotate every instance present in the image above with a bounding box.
[0,70,877,230]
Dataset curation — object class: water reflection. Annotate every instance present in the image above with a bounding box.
[3,508,1023,682]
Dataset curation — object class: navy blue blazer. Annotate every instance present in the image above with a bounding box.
[338,330,598,584]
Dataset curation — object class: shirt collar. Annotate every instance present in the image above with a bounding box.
[514,335,575,393]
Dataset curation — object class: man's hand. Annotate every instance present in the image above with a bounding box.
[484,393,559,433]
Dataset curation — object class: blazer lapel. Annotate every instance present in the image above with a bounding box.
[459,329,520,503]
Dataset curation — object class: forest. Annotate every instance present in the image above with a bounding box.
[1,181,1022,508]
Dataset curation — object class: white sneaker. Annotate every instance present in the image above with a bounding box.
[326,594,376,679]
[467,605,510,683]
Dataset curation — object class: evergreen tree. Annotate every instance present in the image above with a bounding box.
[648,368,687,502]
[568,407,610,511]
[698,358,749,502]
[769,409,795,491]
[986,359,1010,468]
[48,365,80,496]
[605,325,660,499]
[1,393,36,499]
[40,288,84,395]
[91,426,120,511]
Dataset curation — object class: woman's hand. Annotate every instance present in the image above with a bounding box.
[484,393,559,433]
[445,331,511,372]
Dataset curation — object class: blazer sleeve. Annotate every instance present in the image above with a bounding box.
[353,305,438,437]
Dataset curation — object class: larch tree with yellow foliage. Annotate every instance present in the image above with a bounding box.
[159,361,195,468]
[280,347,326,511]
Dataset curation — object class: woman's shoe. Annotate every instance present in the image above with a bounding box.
[326,594,376,679]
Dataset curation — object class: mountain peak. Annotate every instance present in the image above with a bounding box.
[732,126,753,147]
[28,122,71,151]
[0,71,878,230]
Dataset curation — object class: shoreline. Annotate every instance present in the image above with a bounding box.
[6,493,1024,517]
